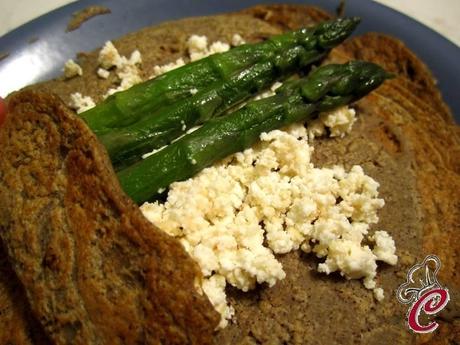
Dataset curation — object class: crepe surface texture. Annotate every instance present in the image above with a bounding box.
[0,4,458,345]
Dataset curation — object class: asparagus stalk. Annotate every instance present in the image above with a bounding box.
[99,19,361,170]
[80,17,360,134]
[117,61,391,204]
[102,45,324,169]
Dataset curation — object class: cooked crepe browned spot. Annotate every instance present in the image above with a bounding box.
[0,91,219,344]
[0,3,458,345]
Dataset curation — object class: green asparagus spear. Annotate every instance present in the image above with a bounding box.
[99,18,361,170]
[117,61,391,204]
[102,45,325,169]
[80,17,360,134]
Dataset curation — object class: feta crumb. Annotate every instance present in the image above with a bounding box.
[63,59,82,78]
[209,41,231,54]
[231,34,245,46]
[151,58,185,78]
[187,35,231,62]
[254,81,283,100]
[188,34,208,52]
[97,68,110,79]
[69,92,95,113]
[129,50,142,65]
[98,41,122,69]
[251,83,350,141]
[373,287,385,302]
[149,35,232,80]
[190,88,198,95]
[98,41,143,98]
[308,106,357,140]
[187,35,209,61]
[141,123,396,327]
[202,275,235,328]
[322,106,357,138]
[371,231,398,265]
[317,240,377,281]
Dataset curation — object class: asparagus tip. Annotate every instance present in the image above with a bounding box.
[316,16,361,49]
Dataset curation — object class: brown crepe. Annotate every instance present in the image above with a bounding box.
[0,91,219,345]
[0,4,458,345]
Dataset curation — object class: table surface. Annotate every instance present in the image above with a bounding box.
[0,0,459,47]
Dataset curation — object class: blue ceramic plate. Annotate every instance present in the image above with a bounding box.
[0,0,459,120]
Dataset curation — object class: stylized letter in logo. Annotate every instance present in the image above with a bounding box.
[396,255,450,334]
[407,288,449,333]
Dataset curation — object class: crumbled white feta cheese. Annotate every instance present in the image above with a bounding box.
[321,106,357,138]
[308,106,357,140]
[188,35,208,52]
[98,41,143,98]
[202,275,235,328]
[371,230,398,265]
[141,123,397,327]
[373,287,385,302]
[190,88,198,95]
[209,41,231,54]
[187,35,209,61]
[231,34,245,46]
[148,34,232,80]
[98,41,122,69]
[129,50,142,65]
[254,81,284,100]
[151,58,186,78]
[97,68,110,79]
[63,59,82,78]
[317,240,377,281]
[307,119,327,139]
[69,92,95,113]
[251,84,355,141]
[186,34,231,62]
[117,62,142,89]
